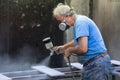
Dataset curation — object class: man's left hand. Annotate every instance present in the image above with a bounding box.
[65,47,73,58]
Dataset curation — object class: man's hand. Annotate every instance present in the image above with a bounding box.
[64,47,73,58]
[54,46,65,54]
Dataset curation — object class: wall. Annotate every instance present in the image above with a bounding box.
[93,0,120,60]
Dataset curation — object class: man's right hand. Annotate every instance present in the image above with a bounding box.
[54,46,65,54]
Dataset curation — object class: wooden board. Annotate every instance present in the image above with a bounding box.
[32,65,65,77]
[111,60,120,66]
[0,74,12,80]
[67,62,83,69]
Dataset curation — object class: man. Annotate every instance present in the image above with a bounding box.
[53,3,112,80]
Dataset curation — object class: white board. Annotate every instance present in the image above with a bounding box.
[0,74,12,80]
[111,60,120,66]
[32,65,65,77]
[67,62,83,69]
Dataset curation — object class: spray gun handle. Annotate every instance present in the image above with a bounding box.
[49,46,58,56]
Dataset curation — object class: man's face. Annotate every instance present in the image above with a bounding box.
[55,15,72,26]
[55,15,74,26]
[55,15,64,22]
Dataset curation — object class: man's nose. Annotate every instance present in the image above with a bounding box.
[62,19,65,23]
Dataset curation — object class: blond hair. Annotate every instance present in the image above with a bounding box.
[53,3,75,17]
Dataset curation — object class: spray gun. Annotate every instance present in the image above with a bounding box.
[43,37,76,80]
[43,37,55,56]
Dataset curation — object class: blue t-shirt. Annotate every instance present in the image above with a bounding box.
[74,15,107,61]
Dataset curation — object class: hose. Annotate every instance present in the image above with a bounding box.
[67,57,76,80]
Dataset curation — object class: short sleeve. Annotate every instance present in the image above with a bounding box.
[75,21,89,40]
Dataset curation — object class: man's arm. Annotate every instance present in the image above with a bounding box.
[54,40,74,54]
[63,40,74,50]
[65,37,88,57]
